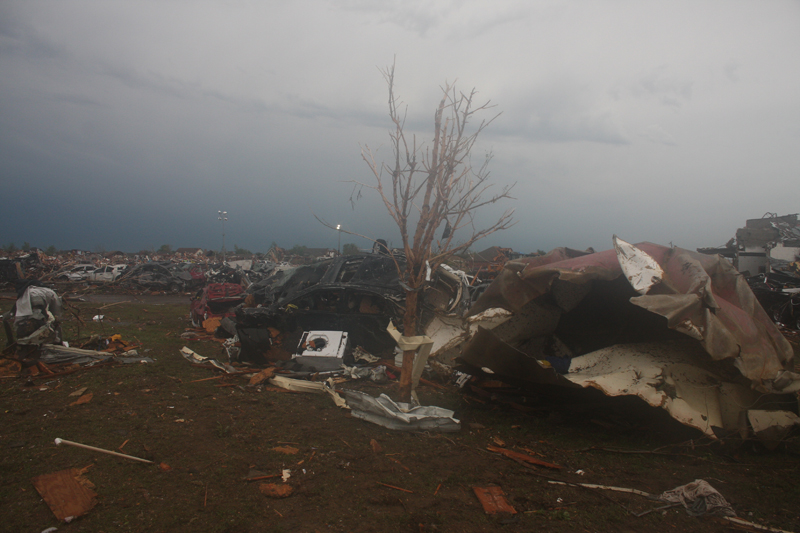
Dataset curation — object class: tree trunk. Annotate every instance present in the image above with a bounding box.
[397,288,419,402]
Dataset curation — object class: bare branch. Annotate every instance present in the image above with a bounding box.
[336,59,516,403]
[313,214,404,274]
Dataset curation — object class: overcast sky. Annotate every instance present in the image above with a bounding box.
[1,1,798,255]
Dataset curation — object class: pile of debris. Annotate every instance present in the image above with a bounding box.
[1,281,150,379]
[179,238,800,444]
[747,270,800,332]
[0,251,56,284]
[451,237,799,444]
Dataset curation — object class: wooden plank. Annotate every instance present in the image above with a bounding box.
[32,468,97,521]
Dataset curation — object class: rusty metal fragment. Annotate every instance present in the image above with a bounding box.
[472,486,516,514]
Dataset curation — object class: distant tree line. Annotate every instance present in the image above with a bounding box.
[2,241,545,258]
[2,242,58,255]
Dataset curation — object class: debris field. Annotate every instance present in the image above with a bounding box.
[1,238,800,532]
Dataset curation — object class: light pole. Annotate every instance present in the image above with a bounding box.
[218,210,228,262]
[336,224,341,255]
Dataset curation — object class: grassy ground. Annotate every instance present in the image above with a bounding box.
[1,297,799,532]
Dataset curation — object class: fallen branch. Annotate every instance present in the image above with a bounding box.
[633,502,682,517]
[548,480,653,499]
[487,445,562,470]
[33,361,115,379]
[718,516,796,533]
[507,458,636,515]
[98,300,132,310]
[188,376,223,383]
[189,363,250,375]
[387,456,411,472]
[244,475,279,482]
[377,482,413,494]
[574,445,752,466]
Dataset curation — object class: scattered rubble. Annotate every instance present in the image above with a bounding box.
[455,237,800,439]
[2,239,798,531]
[117,263,188,293]
[748,270,800,331]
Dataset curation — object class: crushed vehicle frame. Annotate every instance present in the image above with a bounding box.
[234,253,469,365]
[190,282,246,328]
[116,262,186,293]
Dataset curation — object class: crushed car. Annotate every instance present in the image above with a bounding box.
[205,260,276,286]
[169,262,206,290]
[205,263,256,286]
[233,253,469,366]
[190,282,246,328]
[86,264,128,283]
[54,264,96,282]
[116,263,186,292]
[451,237,799,440]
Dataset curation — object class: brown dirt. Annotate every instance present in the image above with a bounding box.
[0,297,799,532]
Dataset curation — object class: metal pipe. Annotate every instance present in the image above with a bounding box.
[54,438,154,464]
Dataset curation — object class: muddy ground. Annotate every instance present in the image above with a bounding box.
[1,294,799,532]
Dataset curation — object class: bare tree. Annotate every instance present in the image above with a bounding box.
[349,63,515,401]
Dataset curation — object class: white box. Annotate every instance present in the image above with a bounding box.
[293,331,349,371]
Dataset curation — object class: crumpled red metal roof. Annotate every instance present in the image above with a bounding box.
[469,241,796,394]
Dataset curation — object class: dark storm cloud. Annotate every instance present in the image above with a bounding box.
[1,0,798,256]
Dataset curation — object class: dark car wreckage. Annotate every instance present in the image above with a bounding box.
[233,253,469,365]
[117,262,198,292]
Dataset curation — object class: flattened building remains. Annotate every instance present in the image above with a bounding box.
[2,226,798,443]
[450,238,798,442]
[216,236,799,443]
[699,213,800,275]
[698,213,800,333]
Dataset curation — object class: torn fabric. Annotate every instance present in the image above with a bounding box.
[658,479,736,517]
[15,286,62,320]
